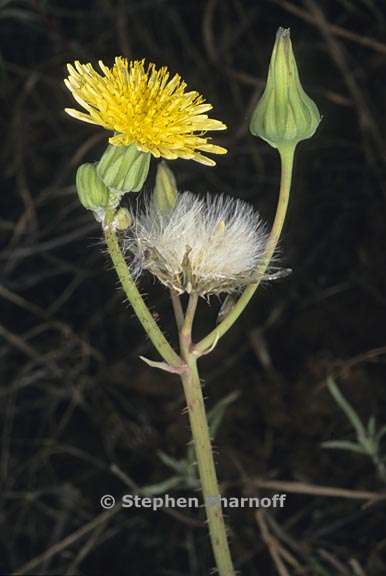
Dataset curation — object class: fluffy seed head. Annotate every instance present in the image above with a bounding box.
[124,191,270,296]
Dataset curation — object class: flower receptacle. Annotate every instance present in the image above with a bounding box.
[97,144,151,194]
[76,163,109,211]
[249,27,320,151]
[153,161,178,215]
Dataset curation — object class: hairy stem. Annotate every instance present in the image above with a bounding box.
[179,293,236,576]
[194,144,295,356]
[103,218,182,368]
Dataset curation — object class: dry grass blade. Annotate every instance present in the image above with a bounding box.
[254,479,386,502]
[12,506,122,576]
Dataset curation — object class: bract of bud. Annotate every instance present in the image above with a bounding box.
[113,207,132,231]
[249,27,320,150]
[76,163,109,211]
[153,161,178,215]
[97,144,151,193]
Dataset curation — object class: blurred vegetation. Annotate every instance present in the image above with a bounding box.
[1,1,386,575]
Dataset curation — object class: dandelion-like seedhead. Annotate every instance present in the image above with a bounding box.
[65,58,227,166]
[124,192,270,296]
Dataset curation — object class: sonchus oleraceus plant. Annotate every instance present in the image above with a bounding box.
[64,28,320,576]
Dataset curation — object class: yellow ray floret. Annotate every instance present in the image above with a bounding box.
[64,58,227,166]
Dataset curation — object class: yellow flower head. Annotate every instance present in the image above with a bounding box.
[64,58,227,166]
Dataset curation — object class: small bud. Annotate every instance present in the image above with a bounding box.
[113,207,132,231]
[97,144,151,193]
[153,161,178,215]
[76,163,109,210]
[250,27,320,150]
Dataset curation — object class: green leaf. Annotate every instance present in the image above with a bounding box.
[208,390,240,439]
[375,425,386,444]
[321,440,367,454]
[367,415,376,437]
[140,476,181,496]
[326,377,367,442]
[157,450,188,474]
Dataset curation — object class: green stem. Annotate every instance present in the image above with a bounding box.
[179,294,236,576]
[180,292,198,349]
[170,288,184,331]
[103,219,182,368]
[194,144,295,356]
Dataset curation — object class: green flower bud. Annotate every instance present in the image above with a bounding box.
[250,27,321,150]
[76,163,109,211]
[113,207,132,231]
[97,144,151,193]
[153,161,178,215]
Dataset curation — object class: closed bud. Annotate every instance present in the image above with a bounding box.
[153,161,178,215]
[250,27,320,150]
[76,163,109,210]
[113,207,132,231]
[97,144,151,193]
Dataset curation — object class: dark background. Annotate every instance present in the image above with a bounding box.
[1,1,386,574]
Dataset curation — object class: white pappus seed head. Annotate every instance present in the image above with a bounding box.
[124,191,272,296]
